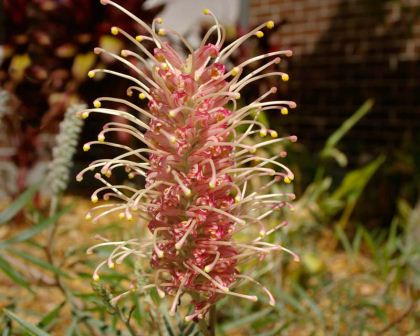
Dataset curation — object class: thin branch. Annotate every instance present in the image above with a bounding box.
[374,300,417,336]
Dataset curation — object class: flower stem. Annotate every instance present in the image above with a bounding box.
[209,305,217,336]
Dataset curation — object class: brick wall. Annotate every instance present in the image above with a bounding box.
[248,0,419,157]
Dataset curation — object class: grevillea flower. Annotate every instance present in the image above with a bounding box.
[78,0,298,321]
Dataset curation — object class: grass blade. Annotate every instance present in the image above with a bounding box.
[3,309,50,336]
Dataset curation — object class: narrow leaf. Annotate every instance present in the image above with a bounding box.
[323,99,374,151]
[7,248,71,278]
[0,184,39,225]
[0,204,73,248]
[37,302,65,331]
[0,255,31,292]
[3,309,50,336]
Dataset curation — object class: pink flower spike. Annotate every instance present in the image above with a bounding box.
[81,0,298,320]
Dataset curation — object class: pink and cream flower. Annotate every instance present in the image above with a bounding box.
[78,0,298,320]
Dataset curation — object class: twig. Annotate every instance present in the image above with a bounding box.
[374,300,417,335]
[116,305,139,336]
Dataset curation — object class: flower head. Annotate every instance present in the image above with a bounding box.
[80,0,298,320]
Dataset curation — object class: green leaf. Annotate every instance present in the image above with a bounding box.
[322,99,374,152]
[335,226,354,257]
[162,314,176,336]
[222,308,273,332]
[320,148,348,167]
[293,284,325,328]
[275,289,305,313]
[0,204,73,249]
[0,184,39,225]
[3,309,50,336]
[6,248,71,279]
[37,302,65,331]
[0,255,32,292]
[256,110,270,128]
[333,155,385,201]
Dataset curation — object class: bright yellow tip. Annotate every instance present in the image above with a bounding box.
[87,70,95,78]
[203,8,210,15]
[249,147,256,154]
[91,195,98,203]
[266,20,275,29]
[184,188,192,197]
[105,171,112,178]
[256,31,264,38]
[157,250,164,258]
[158,28,166,36]
[156,17,163,24]
[259,230,266,237]
[128,172,135,179]
[281,107,289,115]
[135,35,143,42]
[282,74,289,81]
[259,129,267,137]
[108,262,115,269]
[208,181,216,189]
[284,176,292,184]
[235,195,241,203]
[270,130,278,138]
[161,63,168,70]
[139,92,146,100]
[81,111,89,119]
[118,212,125,219]
[111,26,119,35]
[204,266,212,273]
[235,92,241,99]
[85,213,92,220]
[126,213,133,221]
[83,144,90,152]
[93,100,101,108]
[98,134,105,142]
[231,67,240,76]
[93,274,100,281]
[168,110,177,118]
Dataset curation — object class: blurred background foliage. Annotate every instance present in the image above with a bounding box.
[0,0,419,335]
